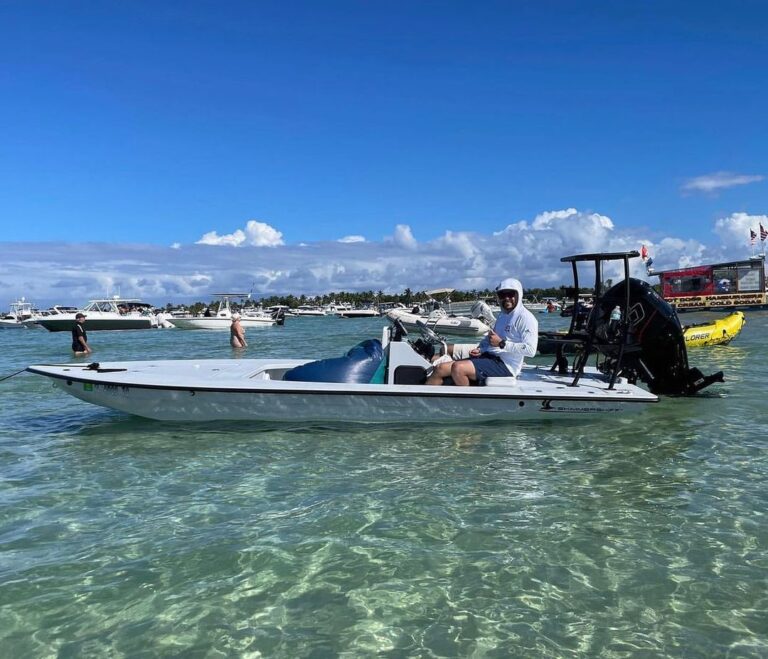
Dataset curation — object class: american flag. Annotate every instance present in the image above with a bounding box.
[750,229,757,245]
[761,223,768,241]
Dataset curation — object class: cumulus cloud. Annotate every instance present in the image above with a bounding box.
[681,172,764,194]
[338,235,366,243]
[196,220,284,247]
[0,208,761,306]
[391,224,417,250]
[714,212,768,250]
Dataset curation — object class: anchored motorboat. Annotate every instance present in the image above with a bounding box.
[27,252,724,424]
[385,289,496,338]
[32,297,168,332]
[0,298,35,329]
[168,294,281,329]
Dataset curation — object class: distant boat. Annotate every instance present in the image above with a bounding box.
[335,304,381,318]
[336,309,381,318]
[0,298,35,329]
[291,305,327,316]
[35,296,165,332]
[169,293,279,330]
[21,304,79,329]
[385,302,495,338]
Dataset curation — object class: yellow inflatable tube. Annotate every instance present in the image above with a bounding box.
[683,311,746,347]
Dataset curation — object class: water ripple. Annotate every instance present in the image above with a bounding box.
[1,319,767,656]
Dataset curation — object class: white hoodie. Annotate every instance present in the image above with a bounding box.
[478,278,538,376]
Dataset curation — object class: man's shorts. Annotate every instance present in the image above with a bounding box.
[468,353,513,385]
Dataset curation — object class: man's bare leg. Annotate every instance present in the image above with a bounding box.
[450,360,477,386]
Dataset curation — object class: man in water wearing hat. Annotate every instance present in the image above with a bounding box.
[426,277,538,386]
[71,313,92,355]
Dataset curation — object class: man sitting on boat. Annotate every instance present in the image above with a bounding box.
[426,278,538,386]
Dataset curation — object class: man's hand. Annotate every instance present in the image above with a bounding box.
[487,330,503,348]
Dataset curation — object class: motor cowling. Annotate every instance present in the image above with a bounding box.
[592,279,723,395]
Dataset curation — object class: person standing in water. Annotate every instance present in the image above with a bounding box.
[71,313,92,355]
[230,313,247,348]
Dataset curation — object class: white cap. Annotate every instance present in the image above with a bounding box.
[232,313,241,320]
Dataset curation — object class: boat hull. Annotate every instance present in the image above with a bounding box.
[169,316,276,329]
[27,360,656,423]
[0,320,29,329]
[36,316,155,332]
[336,310,381,318]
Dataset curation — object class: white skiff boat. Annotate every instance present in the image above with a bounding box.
[26,252,725,425]
[27,323,657,423]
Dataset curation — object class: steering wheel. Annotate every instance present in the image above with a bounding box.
[415,319,442,344]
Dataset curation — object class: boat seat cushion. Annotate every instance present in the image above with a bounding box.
[283,339,385,384]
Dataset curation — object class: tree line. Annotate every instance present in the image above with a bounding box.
[163,286,572,313]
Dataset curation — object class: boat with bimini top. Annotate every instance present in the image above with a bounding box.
[0,298,35,329]
[34,296,167,332]
[169,293,280,329]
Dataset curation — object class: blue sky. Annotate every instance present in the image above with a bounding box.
[1,1,766,305]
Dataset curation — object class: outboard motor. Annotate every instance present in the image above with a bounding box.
[470,301,496,326]
[592,279,723,395]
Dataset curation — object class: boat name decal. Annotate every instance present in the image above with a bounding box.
[541,399,623,413]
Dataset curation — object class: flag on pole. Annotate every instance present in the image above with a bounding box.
[750,229,757,245]
[761,223,768,241]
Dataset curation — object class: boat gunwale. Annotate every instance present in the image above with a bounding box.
[26,364,658,403]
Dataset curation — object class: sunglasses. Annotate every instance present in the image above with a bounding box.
[497,290,517,299]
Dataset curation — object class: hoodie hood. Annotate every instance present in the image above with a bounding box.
[496,277,524,313]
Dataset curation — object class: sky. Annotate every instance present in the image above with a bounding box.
[1,1,766,306]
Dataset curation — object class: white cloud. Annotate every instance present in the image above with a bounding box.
[682,172,764,194]
[196,220,284,247]
[391,224,417,250]
[1,208,763,306]
[714,212,768,250]
[197,228,246,246]
[338,235,366,243]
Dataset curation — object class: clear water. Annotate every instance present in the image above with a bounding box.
[1,314,766,657]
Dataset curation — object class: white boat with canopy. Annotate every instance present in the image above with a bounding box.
[169,294,281,330]
[34,296,169,331]
[0,299,35,329]
[27,253,724,425]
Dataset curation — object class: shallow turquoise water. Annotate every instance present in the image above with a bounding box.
[1,314,767,657]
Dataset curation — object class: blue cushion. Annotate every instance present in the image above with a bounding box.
[283,339,384,384]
